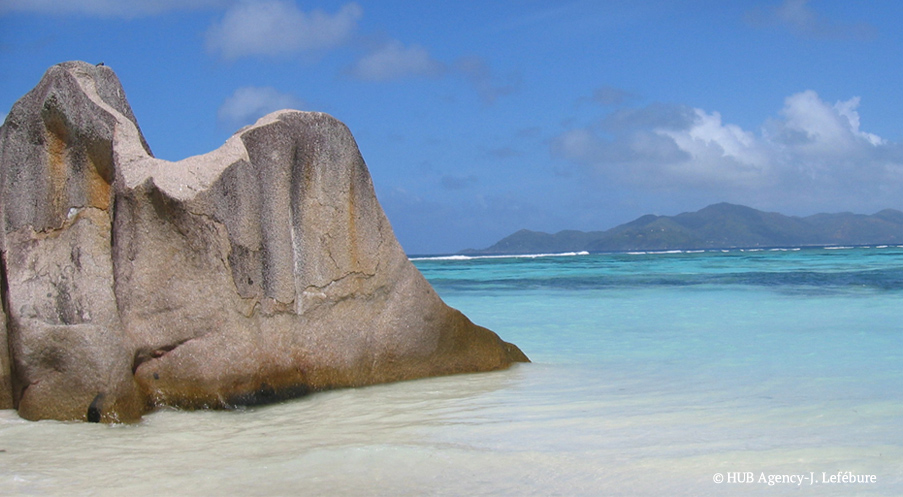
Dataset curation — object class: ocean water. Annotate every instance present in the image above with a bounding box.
[2,247,902,496]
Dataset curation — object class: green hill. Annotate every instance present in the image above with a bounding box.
[464,203,903,254]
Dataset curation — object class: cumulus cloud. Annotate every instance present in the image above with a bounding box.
[551,90,903,211]
[205,1,362,59]
[746,0,876,40]
[348,40,445,81]
[0,0,228,17]
[217,86,304,127]
[656,108,772,187]
[768,90,884,152]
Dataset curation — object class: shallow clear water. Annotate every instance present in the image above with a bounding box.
[2,247,902,496]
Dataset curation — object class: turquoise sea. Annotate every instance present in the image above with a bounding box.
[2,246,902,496]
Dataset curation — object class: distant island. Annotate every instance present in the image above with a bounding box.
[463,203,903,255]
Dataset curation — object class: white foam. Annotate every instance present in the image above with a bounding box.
[409,254,473,261]
[410,251,590,261]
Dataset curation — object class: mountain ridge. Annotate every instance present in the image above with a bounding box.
[463,203,903,255]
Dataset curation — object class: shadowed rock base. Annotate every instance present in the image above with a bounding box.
[0,61,528,422]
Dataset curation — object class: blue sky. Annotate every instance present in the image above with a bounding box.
[3,1,903,254]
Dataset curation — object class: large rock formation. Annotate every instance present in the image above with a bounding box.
[0,61,528,422]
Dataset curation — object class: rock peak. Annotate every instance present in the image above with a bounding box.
[0,61,527,422]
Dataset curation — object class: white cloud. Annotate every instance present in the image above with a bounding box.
[656,108,772,187]
[205,1,362,60]
[552,90,903,211]
[217,86,304,128]
[348,40,445,81]
[770,90,884,153]
[0,0,228,18]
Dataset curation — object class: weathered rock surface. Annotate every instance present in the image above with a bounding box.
[0,61,528,422]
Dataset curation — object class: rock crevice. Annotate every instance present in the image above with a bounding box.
[0,61,527,422]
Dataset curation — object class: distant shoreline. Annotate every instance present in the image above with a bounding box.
[458,203,903,257]
[409,244,903,261]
